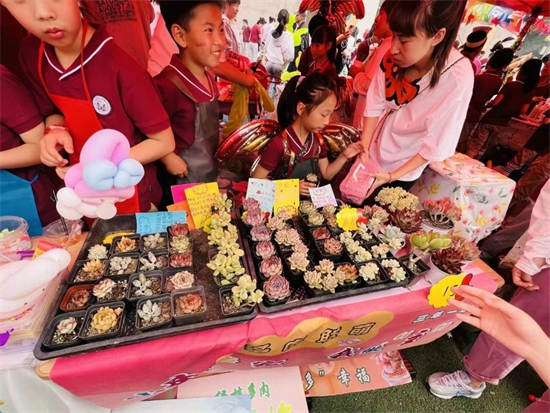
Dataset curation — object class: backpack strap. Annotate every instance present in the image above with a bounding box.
[280,130,296,179]
[157,66,197,102]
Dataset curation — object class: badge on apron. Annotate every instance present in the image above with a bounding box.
[93,95,112,116]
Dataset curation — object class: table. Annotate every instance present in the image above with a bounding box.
[410,153,516,243]
[35,260,498,409]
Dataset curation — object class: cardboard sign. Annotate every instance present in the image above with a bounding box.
[136,212,187,234]
[427,274,473,308]
[336,208,360,231]
[171,183,202,204]
[273,179,299,216]
[246,178,277,217]
[167,202,195,231]
[185,182,219,229]
[309,184,338,208]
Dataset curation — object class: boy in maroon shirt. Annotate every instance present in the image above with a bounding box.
[2,0,175,213]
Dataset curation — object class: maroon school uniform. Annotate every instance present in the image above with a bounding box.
[481,81,536,126]
[465,72,502,124]
[259,126,328,178]
[0,65,59,226]
[18,26,171,211]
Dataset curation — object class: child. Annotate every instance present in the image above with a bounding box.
[154,0,225,204]
[356,0,474,202]
[252,73,362,196]
[3,0,175,213]
[303,25,339,80]
[0,65,59,235]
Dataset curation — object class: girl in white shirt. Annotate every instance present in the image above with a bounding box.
[357,0,474,202]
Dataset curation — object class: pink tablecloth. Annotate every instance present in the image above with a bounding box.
[51,264,497,408]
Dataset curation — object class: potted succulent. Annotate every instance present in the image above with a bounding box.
[254,241,277,260]
[326,214,342,236]
[311,227,331,241]
[71,259,106,283]
[304,270,339,295]
[87,244,109,260]
[299,200,316,216]
[378,225,406,252]
[391,208,422,234]
[335,263,360,291]
[163,269,194,293]
[242,197,261,213]
[266,216,288,232]
[321,205,337,218]
[356,223,377,244]
[46,312,85,349]
[274,228,302,254]
[93,277,128,303]
[263,274,291,306]
[305,173,319,186]
[169,235,192,254]
[421,198,462,234]
[450,235,480,264]
[403,231,452,276]
[128,272,162,302]
[292,242,309,255]
[220,275,263,317]
[112,235,139,254]
[362,205,390,232]
[250,225,272,242]
[306,211,325,228]
[140,232,168,252]
[167,222,189,237]
[139,251,169,272]
[429,238,480,283]
[259,256,283,280]
[345,237,373,264]
[243,209,265,228]
[381,259,408,283]
[136,295,172,331]
[359,262,387,285]
[287,251,310,274]
[318,237,344,260]
[375,187,419,213]
[108,254,139,276]
[207,251,245,286]
[169,252,193,268]
[81,302,125,341]
[172,286,207,325]
[61,285,94,311]
[370,243,391,259]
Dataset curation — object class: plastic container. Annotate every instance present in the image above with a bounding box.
[127,271,163,304]
[208,249,242,286]
[139,232,168,253]
[262,295,290,307]
[315,239,344,262]
[399,254,430,278]
[251,241,277,261]
[219,286,253,318]
[162,268,194,293]
[138,250,169,272]
[94,275,130,304]
[110,235,140,255]
[60,284,95,312]
[358,261,389,286]
[172,286,207,325]
[334,263,362,292]
[79,301,126,342]
[107,253,140,276]
[69,260,107,285]
[0,216,31,257]
[135,294,172,331]
[44,311,86,350]
[309,226,331,242]
[42,219,84,247]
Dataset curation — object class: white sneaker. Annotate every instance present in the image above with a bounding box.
[427,370,486,400]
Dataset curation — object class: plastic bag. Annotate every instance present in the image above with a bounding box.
[340,158,375,205]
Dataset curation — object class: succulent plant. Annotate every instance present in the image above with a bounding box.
[243,197,261,212]
[326,214,339,230]
[299,200,316,215]
[143,233,166,251]
[82,259,106,277]
[378,225,406,250]
[354,247,373,263]
[250,225,272,242]
[169,223,189,237]
[292,242,309,255]
[391,208,422,234]
[208,225,239,247]
[422,198,462,227]
[231,275,264,307]
[312,227,331,240]
[359,263,380,281]
[170,235,191,254]
[381,259,407,282]
[214,193,232,213]
[357,222,373,242]
[88,244,108,260]
[362,205,390,228]
[451,235,480,262]
[432,247,469,274]
[109,256,136,275]
[266,216,288,231]
[288,252,309,272]
[140,252,166,271]
[323,238,343,255]
[264,274,291,302]
[57,317,77,335]
[345,240,362,255]
[170,270,194,290]
[176,294,204,314]
[306,173,319,183]
[322,205,337,217]
[93,278,115,298]
[260,256,283,278]
[90,307,122,334]
[335,264,359,284]
[304,270,323,290]
[215,237,244,258]
[308,211,325,226]
[275,208,293,221]
[244,210,265,227]
[371,243,391,259]
[207,252,245,284]
[169,253,193,268]
[211,211,232,229]
[407,231,452,270]
[339,231,354,245]
[116,236,137,253]
[275,228,301,247]
[322,274,339,293]
[137,300,162,323]
[315,259,335,275]
[69,289,91,308]
[255,241,276,259]
[375,187,419,212]
[132,273,154,296]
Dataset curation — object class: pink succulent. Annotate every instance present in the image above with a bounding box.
[256,241,276,259]
[169,253,193,268]
[243,198,261,212]
[245,210,265,227]
[323,238,343,255]
[250,225,272,241]
[263,274,291,301]
[260,256,283,278]
[312,227,331,240]
[169,223,189,237]
[422,198,462,225]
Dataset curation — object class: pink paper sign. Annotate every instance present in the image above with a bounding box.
[171,183,203,204]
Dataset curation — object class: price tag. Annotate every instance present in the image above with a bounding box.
[427,274,473,308]
[336,208,360,231]
[246,178,277,216]
[185,182,220,229]
[273,179,299,216]
[309,184,338,208]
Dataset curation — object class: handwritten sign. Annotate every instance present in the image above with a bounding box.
[309,184,338,208]
[273,179,299,216]
[185,182,219,229]
[336,208,360,231]
[167,201,195,230]
[427,274,473,308]
[246,178,277,216]
[136,212,187,234]
[171,183,202,204]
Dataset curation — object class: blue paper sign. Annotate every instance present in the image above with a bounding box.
[136,212,187,234]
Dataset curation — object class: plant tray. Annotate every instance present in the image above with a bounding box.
[34,213,258,360]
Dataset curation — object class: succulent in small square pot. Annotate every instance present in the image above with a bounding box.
[139,251,169,272]
[71,259,106,283]
[140,232,168,252]
[172,286,207,325]
[128,272,162,302]
[274,228,301,254]
[169,235,192,254]
[162,269,194,293]
[45,312,85,349]
[220,275,263,317]
[312,227,331,241]
[93,276,129,303]
[335,263,360,291]
[399,254,430,277]
[380,259,408,283]
[136,295,172,331]
[242,197,261,213]
[61,284,94,312]
[112,235,140,254]
[370,243,391,259]
[80,302,125,341]
[299,200,316,216]
[259,256,283,280]
[317,237,344,261]
[266,216,288,232]
[287,252,310,274]
[321,205,337,218]
[250,225,272,242]
[254,241,277,260]
[87,244,109,260]
[358,261,387,285]
[306,211,325,227]
[169,252,193,268]
[243,209,266,228]
[168,222,189,237]
[326,214,343,236]
[108,253,139,276]
[263,274,291,306]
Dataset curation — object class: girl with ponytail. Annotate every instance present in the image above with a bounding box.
[264,9,294,80]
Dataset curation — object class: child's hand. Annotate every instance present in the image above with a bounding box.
[165,155,188,178]
[55,166,72,180]
[300,180,316,196]
[40,129,73,167]
[343,142,363,159]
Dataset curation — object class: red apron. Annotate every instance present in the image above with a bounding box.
[37,20,139,214]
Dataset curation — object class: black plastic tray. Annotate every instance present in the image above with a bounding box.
[34,213,258,360]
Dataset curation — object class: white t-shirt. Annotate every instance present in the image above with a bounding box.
[364,48,474,181]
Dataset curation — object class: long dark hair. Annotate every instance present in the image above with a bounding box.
[272,9,289,39]
[277,73,338,129]
[311,26,337,64]
[518,59,542,94]
[388,0,467,88]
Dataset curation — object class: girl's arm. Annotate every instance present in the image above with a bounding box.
[318,142,363,181]
[0,123,44,169]
[253,164,317,197]
[129,127,176,164]
[212,62,256,88]
[360,116,379,159]
[251,164,270,179]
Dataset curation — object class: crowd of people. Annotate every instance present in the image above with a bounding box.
[0,0,548,409]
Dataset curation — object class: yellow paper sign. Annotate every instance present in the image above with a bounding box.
[273,179,299,216]
[427,274,473,308]
[336,208,359,231]
[185,182,219,229]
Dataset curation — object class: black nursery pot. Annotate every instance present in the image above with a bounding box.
[68,259,107,285]
[399,254,430,278]
[107,253,140,276]
[138,250,169,272]
[94,275,130,304]
[359,261,390,286]
[110,234,140,255]
[127,271,163,304]
[80,301,126,342]
[44,311,86,350]
[135,294,173,332]
[334,263,362,292]
[139,232,168,253]
[171,286,207,326]
[304,284,330,298]
[219,286,254,318]
[161,267,195,293]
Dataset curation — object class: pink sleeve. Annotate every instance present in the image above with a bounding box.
[364,65,385,118]
[353,72,371,96]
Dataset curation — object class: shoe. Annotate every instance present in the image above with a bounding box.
[427,371,486,400]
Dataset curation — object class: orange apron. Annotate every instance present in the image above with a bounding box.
[37,20,139,214]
